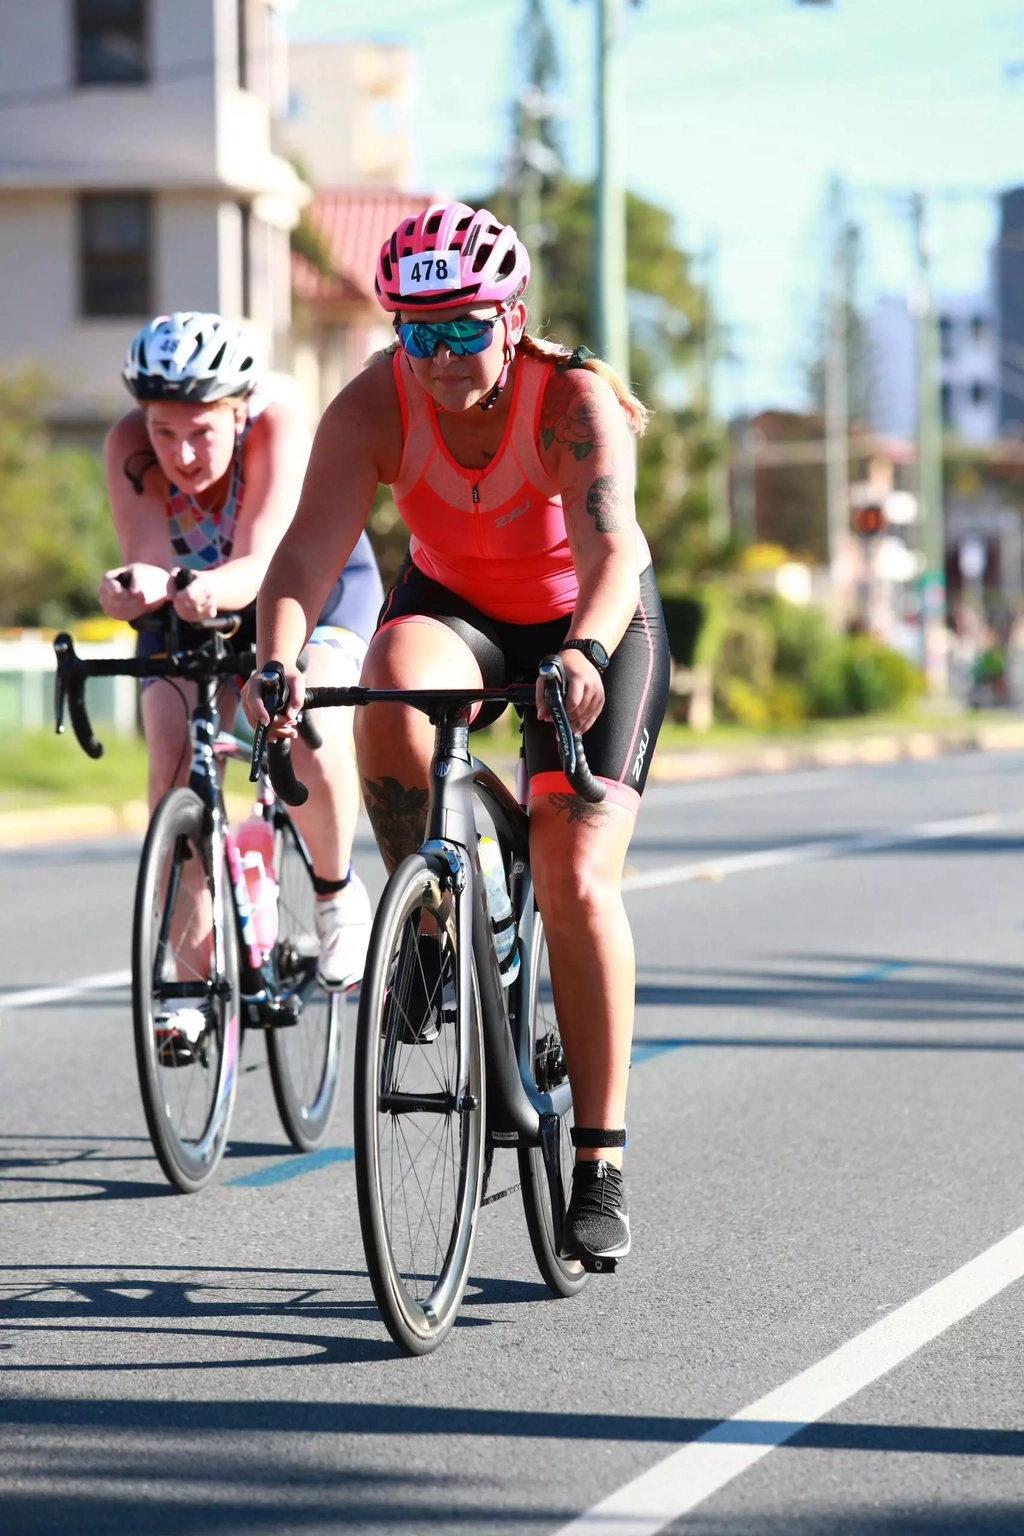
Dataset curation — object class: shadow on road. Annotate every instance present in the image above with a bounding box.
[681,1504,1024,1535]
[1,1403,1022,1533]
[632,953,1024,1034]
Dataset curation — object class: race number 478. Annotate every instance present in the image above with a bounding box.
[398,250,462,296]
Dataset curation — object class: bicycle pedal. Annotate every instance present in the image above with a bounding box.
[580,1255,618,1274]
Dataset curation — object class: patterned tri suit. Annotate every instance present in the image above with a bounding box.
[137,395,383,686]
[376,349,671,805]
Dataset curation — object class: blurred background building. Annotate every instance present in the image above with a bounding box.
[0,0,307,441]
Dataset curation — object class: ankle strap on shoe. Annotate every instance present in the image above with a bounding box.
[571,1127,626,1148]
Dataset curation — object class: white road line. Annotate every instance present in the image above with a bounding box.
[622,809,1017,895]
[553,1219,1024,1536]
[3,812,1017,1014]
[644,768,855,807]
[0,969,131,1013]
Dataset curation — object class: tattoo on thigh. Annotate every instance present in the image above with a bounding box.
[585,475,622,534]
[362,776,428,868]
[548,792,612,826]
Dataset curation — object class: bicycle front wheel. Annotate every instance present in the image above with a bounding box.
[353,853,485,1355]
[518,909,589,1298]
[132,787,241,1193]
[265,812,343,1151]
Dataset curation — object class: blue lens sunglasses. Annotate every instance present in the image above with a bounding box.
[393,315,498,359]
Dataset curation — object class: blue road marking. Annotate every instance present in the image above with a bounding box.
[231,961,920,1181]
[631,958,916,1064]
[226,1145,354,1188]
[847,959,912,984]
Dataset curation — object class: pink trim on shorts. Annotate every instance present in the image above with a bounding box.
[618,597,655,785]
[529,770,640,811]
[372,613,484,721]
[374,613,454,640]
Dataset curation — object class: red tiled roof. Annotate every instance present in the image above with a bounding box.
[292,188,435,305]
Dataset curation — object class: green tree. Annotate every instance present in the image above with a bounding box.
[480,176,726,585]
[0,371,117,627]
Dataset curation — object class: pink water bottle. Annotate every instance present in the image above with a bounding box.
[236,811,278,957]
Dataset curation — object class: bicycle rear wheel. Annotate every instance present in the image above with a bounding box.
[518,909,589,1298]
[353,853,485,1355]
[265,812,343,1151]
[132,786,241,1192]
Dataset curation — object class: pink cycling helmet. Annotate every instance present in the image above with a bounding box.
[375,202,530,312]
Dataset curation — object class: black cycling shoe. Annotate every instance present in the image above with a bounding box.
[387,934,447,1045]
[559,1159,631,1272]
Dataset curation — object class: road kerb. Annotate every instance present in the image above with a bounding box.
[4,722,1024,849]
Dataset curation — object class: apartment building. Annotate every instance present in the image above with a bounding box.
[868,291,999,445]
[0,0,307,434]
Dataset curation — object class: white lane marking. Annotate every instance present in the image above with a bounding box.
[622,810,1017,895]
[0,969,131,1014]
[644,769,855,807]
[3,813,1016,1015]
[553,1220,1024,1536]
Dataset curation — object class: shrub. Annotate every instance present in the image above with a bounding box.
[807,635,922,718]
[720,676,771,727]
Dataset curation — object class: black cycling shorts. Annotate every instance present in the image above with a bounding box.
[377,558,670,800]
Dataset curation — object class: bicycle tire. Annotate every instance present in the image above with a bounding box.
[132,786,241,1192]
[353,852,485,1355]
[518,910,589,1298]
[265,811,344,1151]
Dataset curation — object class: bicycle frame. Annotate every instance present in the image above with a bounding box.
[418,707,572,1150]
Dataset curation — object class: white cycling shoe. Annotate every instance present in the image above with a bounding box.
[155,998,208,1068]
[315,874,371,991]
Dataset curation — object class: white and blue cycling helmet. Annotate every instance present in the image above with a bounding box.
[122,312,259,402]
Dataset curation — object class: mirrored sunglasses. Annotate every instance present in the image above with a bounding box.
[394,316,497,359]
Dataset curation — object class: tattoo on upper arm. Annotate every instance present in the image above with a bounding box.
[539,372,605,462]
[362,775,428,870]
[585,475,622,534]
[548,792,612,826]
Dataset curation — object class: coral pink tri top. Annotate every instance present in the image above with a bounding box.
[390,350,579,624]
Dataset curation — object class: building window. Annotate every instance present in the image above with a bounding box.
[971,381,989,406]
[938,315,954,360]
[80,193,152,317]
[970,314,988,345]
[237,0,249,90]
[75,0,148,86]
[239,201,252,319]
[940,381,953,426]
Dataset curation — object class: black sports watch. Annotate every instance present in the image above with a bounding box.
[561,638,610,674]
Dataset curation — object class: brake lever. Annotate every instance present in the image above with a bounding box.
[249,662,286,782]
[538,657,577,775]
[54,632,71,735]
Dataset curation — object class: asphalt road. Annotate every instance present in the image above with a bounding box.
[2,749,1024,1535]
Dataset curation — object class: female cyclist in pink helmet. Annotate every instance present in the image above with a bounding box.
[244,202,670,1270]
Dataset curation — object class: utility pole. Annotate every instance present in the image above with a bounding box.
[910,191,948,695]
[824,178,850,618]
[512,0,561,332]
[700,240,729,547]
[591,0,637,381]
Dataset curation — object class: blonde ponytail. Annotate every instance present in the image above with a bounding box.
[518,333,650,437]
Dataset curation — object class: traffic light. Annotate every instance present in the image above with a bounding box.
[851,502,884,536]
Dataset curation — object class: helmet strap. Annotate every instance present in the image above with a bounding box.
[479,313,515,412]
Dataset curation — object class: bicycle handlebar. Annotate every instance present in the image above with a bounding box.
[252,654,606,807]
[53,630,255,760]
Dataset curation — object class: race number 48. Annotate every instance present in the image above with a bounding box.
[398,250,462,296]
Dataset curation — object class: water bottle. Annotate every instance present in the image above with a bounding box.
[478,835,519,987]
[236,810,279,958]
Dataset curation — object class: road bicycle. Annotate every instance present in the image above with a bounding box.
[53,603,346,1192]
[255,655,605,1354]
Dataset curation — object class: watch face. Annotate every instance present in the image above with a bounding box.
[590,640,609,670]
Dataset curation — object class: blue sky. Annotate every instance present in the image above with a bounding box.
[290,0,1024,414]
